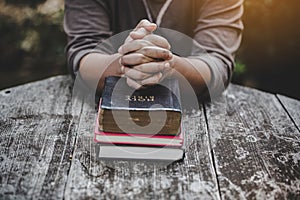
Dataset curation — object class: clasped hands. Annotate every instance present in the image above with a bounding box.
[118,19,175,89]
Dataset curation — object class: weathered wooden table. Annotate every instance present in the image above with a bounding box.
[0,75,299,199]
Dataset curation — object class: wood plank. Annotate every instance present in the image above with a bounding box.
[0,76,82,199]
[205,84,300,199]
[277,94,300,131]
[65,98,220,199]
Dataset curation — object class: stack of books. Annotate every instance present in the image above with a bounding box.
[94,76,184,161]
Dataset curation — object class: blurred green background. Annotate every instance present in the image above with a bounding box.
[0,0,299,99]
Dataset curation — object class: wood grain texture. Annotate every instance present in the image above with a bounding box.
[205,84,300,199]
[277,95,300,131]
[0,76,82,200]
[64,97,220,199]
[1,75,300,199]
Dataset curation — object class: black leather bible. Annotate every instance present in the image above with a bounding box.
[99,76,182,135]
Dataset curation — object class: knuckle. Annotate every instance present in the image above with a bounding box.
[120,57,125,65]
[139,55,148,63]
[137,54,144,62]
[125,68,132,74]
[159,63,165,70]
[157,49,164,56]
[141,47,150,55]
[164,43,171,50]
[155,72,162,79]
[140,73,148,80]
[138,64,146,71]
[141,19,148,24]
[162,49,169,55]
[135,71,144,79]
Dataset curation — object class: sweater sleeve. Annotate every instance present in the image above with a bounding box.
[64,0,112,74]
[191,0,244,98]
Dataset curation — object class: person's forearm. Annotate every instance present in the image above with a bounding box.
[78,52,212,96]
[172,55,212,95]
[79,53,122,92]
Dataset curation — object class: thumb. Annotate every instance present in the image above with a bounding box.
[130,20,157,39]
[134,19,157,32]
[126,19,157,42]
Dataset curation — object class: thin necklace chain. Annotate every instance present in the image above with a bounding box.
[142,0,173,27]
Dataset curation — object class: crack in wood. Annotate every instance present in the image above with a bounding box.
[1,76,299,199]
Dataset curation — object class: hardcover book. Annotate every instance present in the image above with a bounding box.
[94,119,184,147]
[99,76,182,135]
[96,145,184,161]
